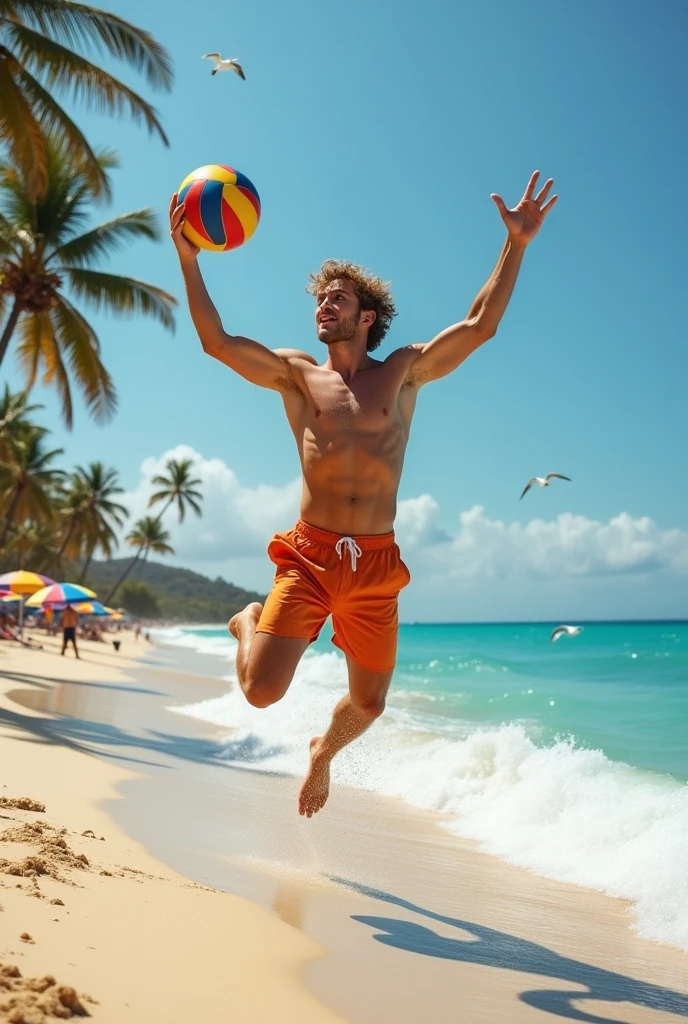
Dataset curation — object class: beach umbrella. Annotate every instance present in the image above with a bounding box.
[0,571,56,634]
[0,571,55,594]
[72,600,109,616]
[26,582,96,607]
[1,592,22,603]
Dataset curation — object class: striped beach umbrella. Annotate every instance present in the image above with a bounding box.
[0,570,56,595]
[71,600,109,616]
[26,582,96,607]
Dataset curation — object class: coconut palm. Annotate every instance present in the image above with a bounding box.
[51,461,126,575]
[0,135,176,426]
[7,517,58,568]
[0,0,172,200]
[148,457,203,525]
[0,422,64,547]
[73,462,127,580]
[104,515,172,604]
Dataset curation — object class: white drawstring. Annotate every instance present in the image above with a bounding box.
[335,536,362,572]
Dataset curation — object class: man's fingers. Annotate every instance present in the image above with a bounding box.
[168,192,178,219]
[170,204,186,231]
[541,194,559,217]
[490,193,509,218]
[535,178,554,205]
[524,170,539,199]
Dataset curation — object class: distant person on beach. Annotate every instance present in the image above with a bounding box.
[60,604,79,659]
[170,170,558,817]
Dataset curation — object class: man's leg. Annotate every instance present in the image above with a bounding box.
[299,654,392,818]
[71,634,80,659]
[60,631,67,656]
[229,602,310,707]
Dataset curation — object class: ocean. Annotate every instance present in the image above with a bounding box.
[153,620,688,954]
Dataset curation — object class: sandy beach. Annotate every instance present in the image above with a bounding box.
[1,630,687,1023]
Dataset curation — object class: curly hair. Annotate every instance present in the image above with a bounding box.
[306,259,397,352]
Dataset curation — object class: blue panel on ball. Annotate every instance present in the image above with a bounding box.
[178,182,192,205]
[233,171,260,204]
[199,179,227,246]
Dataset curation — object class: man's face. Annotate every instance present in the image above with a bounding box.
[315,278,364,345]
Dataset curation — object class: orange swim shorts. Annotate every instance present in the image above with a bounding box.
[256,520,411,673]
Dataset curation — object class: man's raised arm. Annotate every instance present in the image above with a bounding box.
[169,194,291,392]
[405,171,558,386]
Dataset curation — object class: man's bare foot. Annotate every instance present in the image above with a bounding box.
[228,601,263,640]
[299,737,331,818]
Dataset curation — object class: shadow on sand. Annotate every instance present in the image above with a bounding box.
[332,878,688,1024]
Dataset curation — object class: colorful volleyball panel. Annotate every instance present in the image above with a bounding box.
[178,164,261,252]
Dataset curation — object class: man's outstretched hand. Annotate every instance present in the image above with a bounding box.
[491,171,558,245]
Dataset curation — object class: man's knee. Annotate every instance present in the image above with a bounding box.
[352,694,386,721]
[243,676,285,709]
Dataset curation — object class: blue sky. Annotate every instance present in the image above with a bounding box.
[4,0,688,618]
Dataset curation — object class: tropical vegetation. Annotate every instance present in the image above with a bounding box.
[0,391,210,619]
[0,134,177,426]
[0,0,172,200]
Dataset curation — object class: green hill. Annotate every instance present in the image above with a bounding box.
[82,559,266,623]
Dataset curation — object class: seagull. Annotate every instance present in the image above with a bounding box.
[550,624,583,643]
[202,53,246,80]
[519,473,571,500]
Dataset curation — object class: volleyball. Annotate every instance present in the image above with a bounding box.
[177,164,261,252]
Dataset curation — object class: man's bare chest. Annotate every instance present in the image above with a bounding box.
[305,372,403,434]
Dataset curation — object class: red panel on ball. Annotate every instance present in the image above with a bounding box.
[220,196,246,250]
[183,180,213,244]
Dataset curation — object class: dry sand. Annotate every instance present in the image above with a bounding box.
[0,633,347,1023]
[2,630,688,1024]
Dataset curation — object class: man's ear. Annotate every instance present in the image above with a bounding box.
[361,309,377,328]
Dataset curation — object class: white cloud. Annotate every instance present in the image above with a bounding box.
[119,448,688,617]
[397,502,688,582]
[121,445,301,562]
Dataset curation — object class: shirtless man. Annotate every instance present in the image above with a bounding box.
[170,170,557,817]
[60,603,79,658]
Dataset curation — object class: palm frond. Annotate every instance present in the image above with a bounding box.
[11,61,110,200]
[15,309,75,427]
[0,59,48,197]
[51,296,117,424]
[65,268,177,331]
[6,21,169,146]
[48,209,160,267]
[10,0,174,91]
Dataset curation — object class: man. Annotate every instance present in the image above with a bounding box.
[170,170,557,817]
[60,603,79,658]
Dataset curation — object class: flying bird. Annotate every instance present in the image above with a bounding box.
[550,624,583,643]
[520,473,571,500]
[202,53,246,79]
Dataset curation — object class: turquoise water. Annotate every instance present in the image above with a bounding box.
[184,619,688,781]
[162,619,688,952]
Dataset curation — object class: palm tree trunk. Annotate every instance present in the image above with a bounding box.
[104,546,143,605]
[48,514,78,573]
[152,497,173,526]
[0,484,22,549]
[78,546,94,584]
[0,299,23,371]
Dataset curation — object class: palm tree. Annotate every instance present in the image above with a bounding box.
[0,135,177,426]
[0,0,172,200]
[0,422,64,547]
[0,384,41,460]
[7,517,58,568]
[104,515,172,604]
[73,461,127,581]
[148,457,203,525]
